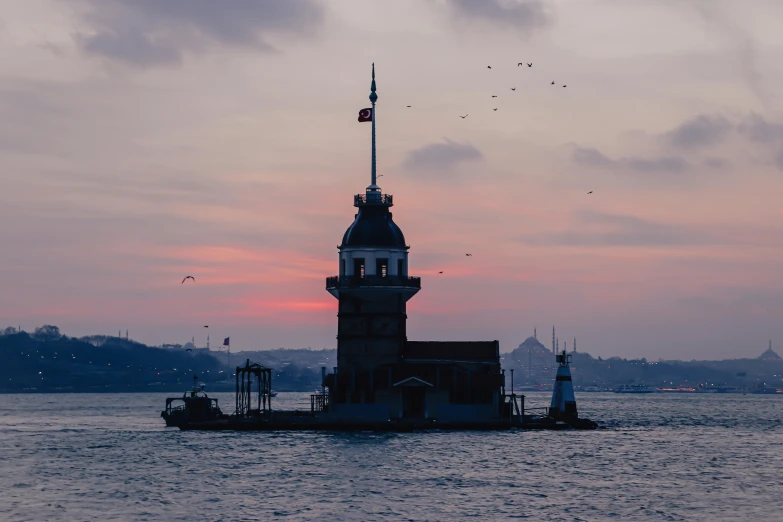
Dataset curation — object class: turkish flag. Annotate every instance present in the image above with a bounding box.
[357,108,373,122]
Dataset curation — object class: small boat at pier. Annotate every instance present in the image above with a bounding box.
[161,375,227,427]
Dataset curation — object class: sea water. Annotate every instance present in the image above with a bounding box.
[0,392,781,521]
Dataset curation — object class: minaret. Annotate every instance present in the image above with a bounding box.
[534,327,537,339]
[552,326,555,355]
[326,64,420,410]
[573,337,576,353]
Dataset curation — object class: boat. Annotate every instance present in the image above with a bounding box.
[161,375,227,427]
[614,384,657,393]
[516,385,544,392]
[752,388,783,395]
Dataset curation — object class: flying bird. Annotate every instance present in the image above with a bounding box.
[493,108,498,111]
[517,62,524,66]
[551,81,555,85]
[491,95,498,98]
[563,85,567,88]
[406,105,411,108]
[203,325,209,328]
[459,114,468,119]
[185,348,192,352]
[465,253,472,256]
[438,271,444,274]
[487,65,492,69]
[587,191,593,194]
[511,87,516,91]
[527,63,532,67]
[181,276,195,284]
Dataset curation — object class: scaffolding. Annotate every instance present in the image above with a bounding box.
[235,359,272,418]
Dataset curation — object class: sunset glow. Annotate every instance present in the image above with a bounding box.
[1,0,782,358]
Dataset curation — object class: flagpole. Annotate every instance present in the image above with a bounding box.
[370,62,377,187]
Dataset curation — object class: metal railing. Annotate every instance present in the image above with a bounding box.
[325,275,421,289]
[311,394,329,413]
[354,193,393,206]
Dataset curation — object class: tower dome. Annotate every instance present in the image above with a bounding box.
[341,201,406,249]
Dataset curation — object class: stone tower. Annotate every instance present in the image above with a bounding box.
[325,64,420,407]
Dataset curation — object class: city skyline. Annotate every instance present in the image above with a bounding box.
[1,0,782,359]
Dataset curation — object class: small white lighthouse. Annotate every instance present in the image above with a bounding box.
[549,350,577,418]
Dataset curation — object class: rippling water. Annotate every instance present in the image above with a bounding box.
[1,392,781,521]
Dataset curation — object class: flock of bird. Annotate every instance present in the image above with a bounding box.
[407,62,568,119]
[482,62,567,114]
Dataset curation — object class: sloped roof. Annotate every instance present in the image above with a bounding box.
[393,376,434,387]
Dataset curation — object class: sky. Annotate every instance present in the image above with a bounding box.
[1,0,782,360]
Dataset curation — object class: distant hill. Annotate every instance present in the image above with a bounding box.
[0,326,224,392]
[3,325,781,392]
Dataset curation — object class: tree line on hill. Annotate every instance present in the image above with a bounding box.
[3,326,779,393]
[0,326,329,393]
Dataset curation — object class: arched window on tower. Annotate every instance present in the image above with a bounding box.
[397,259,405,276]
[377,258,388,278]
[354,258,365,278]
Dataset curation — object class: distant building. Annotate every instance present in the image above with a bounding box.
[759,340,781,361]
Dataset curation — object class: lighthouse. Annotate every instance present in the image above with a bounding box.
[325,64,421,416]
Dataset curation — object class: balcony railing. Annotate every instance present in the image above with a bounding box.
[326,275,421,289]
[354,193,393,206]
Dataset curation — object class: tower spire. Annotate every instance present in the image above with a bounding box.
[369,62,378,190]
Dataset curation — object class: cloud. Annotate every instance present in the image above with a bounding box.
[520,211,723,248]
[571,146,688,174]
[622,156,688,173]
[76,0,326,67]
[571,146,613,168]
[664,114,732,149]
[737,113,783,144]
[703,157,728,169]
[573,110,783,174]
[446,0,549,33]
[776,148,783,171]
[403,138,484,171]
[683,0,774,109]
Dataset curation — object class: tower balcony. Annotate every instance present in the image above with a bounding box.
[354,193,393,207]
[326,274,421,300]
[326,275,420,290]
